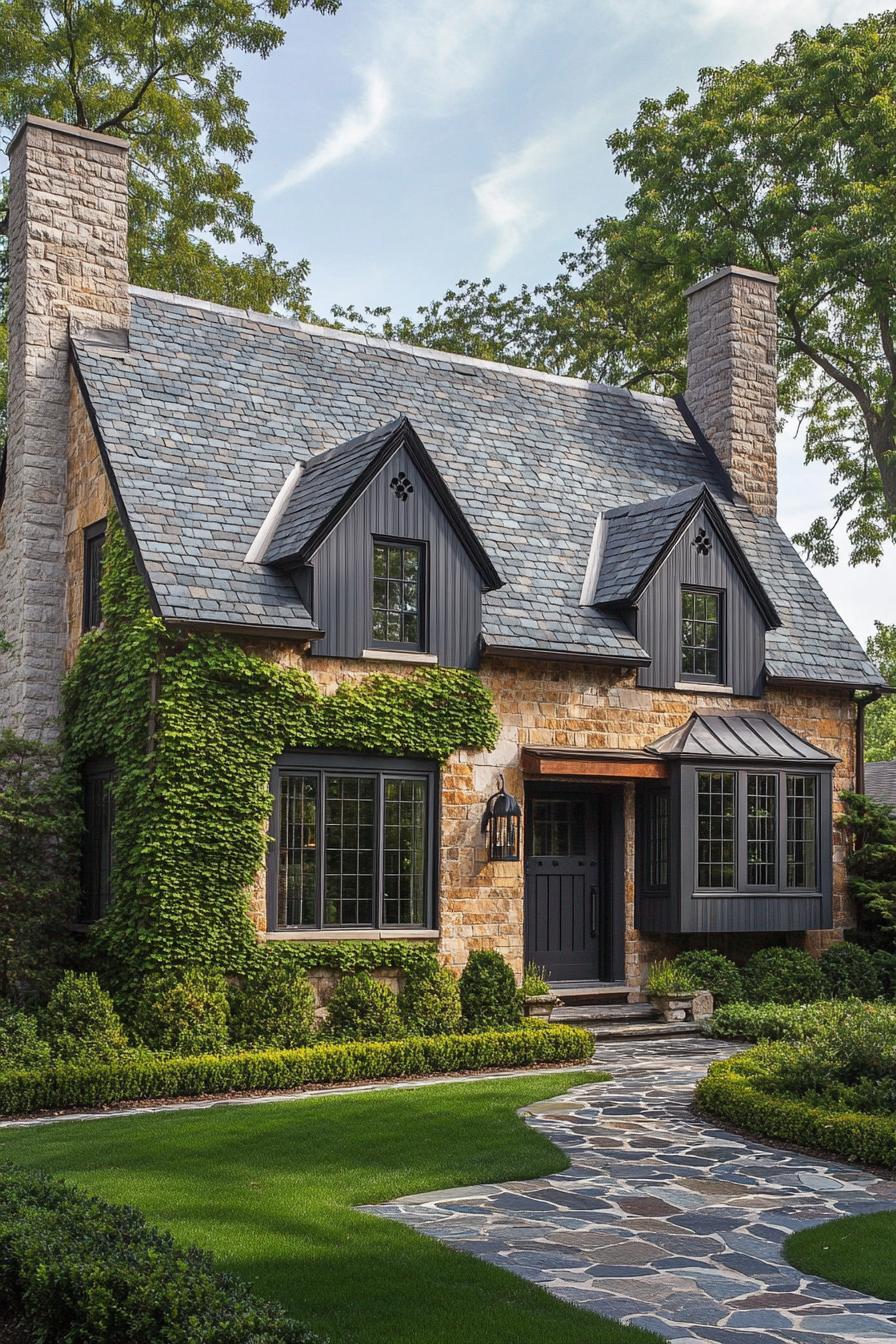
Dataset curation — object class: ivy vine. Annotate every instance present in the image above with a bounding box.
[64,516,499,990]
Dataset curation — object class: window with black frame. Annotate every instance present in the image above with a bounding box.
[274,757,435,930]
[82,519,107,632]
[693,768,823,893]
[640,788,671,891]
[681,588,721,682]
[80,760,114,922]
[371,541,423,649]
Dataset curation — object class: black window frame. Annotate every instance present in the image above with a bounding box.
[82,518,107,633]
[268,752,439,932]
[636,786,672,894]
[691,766,827,896]
[79,756,115,924]
[680,586,723,684]
[369,538,426,652]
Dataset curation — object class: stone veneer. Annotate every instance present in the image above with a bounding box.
[0,117,129,738]
[685,266,778,520]
[244,642,856,986]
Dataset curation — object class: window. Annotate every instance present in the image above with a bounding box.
[80,760,114,922]
[371,541,423,648]
[272,755,436,930]
[681,588,721,681]
[529,797,586,857]
[696,770,736,888]
[82,519,106,632]
[644,789,671,890]
[786,775,818,889]
[746,773,777,886]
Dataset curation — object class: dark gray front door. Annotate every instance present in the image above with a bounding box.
[524,793,599,982]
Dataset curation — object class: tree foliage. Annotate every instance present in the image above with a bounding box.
[0,0,342,315]
[356,13,896,565]
[866,621,896,762]
[842,789,896,949]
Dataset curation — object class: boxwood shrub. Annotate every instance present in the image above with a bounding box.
[398,967,463,1037]
[323,972,404,1042]
[873,949,896,999]
[0,1163,320,1342]
[707,998,896,1044]
[670,951,743,1004]
[460,951,522,1030]
[133,970,231,1055]
[819,943,881,1001]
[42,972,130,1063]
[229,960,315,1050]
[0,1024,593,1118]
[0,1006,50,1072]
[695,1049,896,1171]
[741,946,824,1004]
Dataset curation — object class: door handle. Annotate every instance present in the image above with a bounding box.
[590,885,597,938]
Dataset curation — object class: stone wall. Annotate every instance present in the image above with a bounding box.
[0,117,129,738]
[243,645,856,984]
[685,266,778,519]
[64,378,115,665]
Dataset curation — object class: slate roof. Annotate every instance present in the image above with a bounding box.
[646,712,838,762]
[594,485,705,606]
[69,287,885,686]
[265,417,403,565]
[865,760,896,811]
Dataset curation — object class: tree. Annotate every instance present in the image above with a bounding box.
[0,731,78,1000]
[842,789,896,949]
[866,622,896,762]
[0,0,341,316]
[359,13,896,566]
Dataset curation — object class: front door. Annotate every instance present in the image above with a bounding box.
[524,791,600,982]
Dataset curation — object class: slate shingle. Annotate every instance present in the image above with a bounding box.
[70,289,884,687]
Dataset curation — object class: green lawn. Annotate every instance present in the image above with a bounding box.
[786,1211,896,1300]
[0,1070,661,1344]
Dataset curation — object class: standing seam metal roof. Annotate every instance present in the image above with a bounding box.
[646,712,838,761]
[69,288,884,687]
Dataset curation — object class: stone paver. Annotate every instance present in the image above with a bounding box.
[365,1038,896,1343]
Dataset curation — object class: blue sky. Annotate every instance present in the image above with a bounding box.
[235,0,894,648]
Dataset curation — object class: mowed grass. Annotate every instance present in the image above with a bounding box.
[786,1211,896,1301]
[0,1070,662,1344]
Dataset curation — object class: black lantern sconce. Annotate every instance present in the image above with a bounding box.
[480,774,522,862]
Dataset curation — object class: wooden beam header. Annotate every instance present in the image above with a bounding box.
[521,749,669,781]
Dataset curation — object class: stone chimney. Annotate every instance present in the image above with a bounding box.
[684,265,778,518]
[0,116,130,738]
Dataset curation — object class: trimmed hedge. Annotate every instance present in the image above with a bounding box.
[706,999,896,1044]
[671,950,743,1004]
[0,1163,320,1342]
[696,1051,896,1170]
[0,1024,593,1118]
[741,946,824,1004]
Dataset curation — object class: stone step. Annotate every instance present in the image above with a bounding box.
[588,1020,703,1041]
[553,1002,657,1024]
[549,982,641,1006]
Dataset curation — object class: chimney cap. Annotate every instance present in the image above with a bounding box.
[684,265,778,299]
[6,114,129,156]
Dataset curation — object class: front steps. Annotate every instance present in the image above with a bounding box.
[549,983,702,1040]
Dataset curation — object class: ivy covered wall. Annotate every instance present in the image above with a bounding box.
[64,517,499,988]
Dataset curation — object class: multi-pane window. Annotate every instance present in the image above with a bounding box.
[273,757,435,929]
[82,519,106,632]
[696,770,736,888]
[372,542,422,647]
[681,589,721,681]
[80,761,114,922]
[644,789,671,890]
[786,775,818,889]
[746,773,777,886]
[278,775,318,927]
[529,797,586,857]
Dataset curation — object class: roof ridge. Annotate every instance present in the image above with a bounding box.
[126,285,681,409]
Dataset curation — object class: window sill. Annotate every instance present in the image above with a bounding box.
[264,928,440,942]
[361,649,438,665]
[673,682,734,695]
[692,890,822,900]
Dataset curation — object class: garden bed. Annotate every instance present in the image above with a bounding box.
[0,1025,593,1120]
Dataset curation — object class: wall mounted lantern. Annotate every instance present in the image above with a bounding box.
[480,774,522,862]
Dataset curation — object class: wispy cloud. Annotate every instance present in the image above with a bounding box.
[266,67,391,196]
[688,0,873,33]
[265,0,558,196]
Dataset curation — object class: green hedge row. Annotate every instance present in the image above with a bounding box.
[0,1163,320,1343]
[706,999,896,1044]
[695,1052,896,1170]
[264,939,439,978]
[0,1024,593,1118]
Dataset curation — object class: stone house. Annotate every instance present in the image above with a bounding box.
[0,116,885,992]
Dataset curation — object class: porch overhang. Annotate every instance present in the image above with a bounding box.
[521,748,670,781]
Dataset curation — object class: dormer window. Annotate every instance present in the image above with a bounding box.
[681,588,721,682]
[372,540,423,649]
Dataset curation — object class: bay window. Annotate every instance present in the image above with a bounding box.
[269,753,437,931]
[693,767,823,893]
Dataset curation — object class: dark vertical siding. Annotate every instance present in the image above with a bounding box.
[309,447,482,667]
[636,507,765,696]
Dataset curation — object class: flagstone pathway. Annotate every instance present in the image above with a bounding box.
[365,1037,896,1343]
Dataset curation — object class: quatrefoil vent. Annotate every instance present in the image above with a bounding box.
[390,471,414,501]
[692,527,712,556]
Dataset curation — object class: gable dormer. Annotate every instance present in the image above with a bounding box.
[260,416,501,669]
[586,485,779,697]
